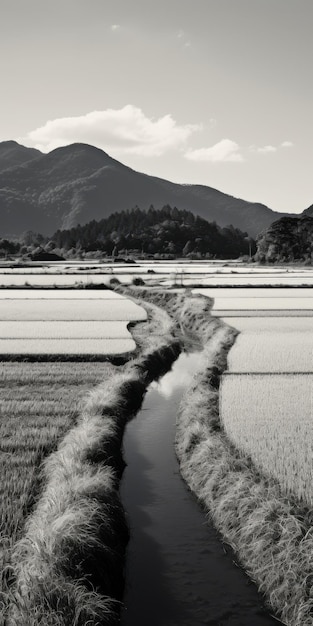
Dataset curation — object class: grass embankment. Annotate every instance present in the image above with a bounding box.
[125,287,313,626]
[3,298,180,626]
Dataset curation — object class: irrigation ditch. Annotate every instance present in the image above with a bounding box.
[119,347,277,626]
[3,287,313,625]
[121,287,313,626]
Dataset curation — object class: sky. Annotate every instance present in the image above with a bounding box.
[1,0,312,213]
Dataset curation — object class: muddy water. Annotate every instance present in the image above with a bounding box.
[120,352,277,626]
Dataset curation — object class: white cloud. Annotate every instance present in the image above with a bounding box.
[257,145,277,153]
[110,24,120,32]
[252,141,294,154]
[177,29,184,39]
[185,139,243,163]
[19,106,200,157]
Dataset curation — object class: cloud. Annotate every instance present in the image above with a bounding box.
[251,141,294,154]
[185,139,243,163]
[20,106,201,157]
[177,29,191,47]
[110,24,120,32]
[257,145,277,153]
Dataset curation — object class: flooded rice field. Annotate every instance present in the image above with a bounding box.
[0,289,146,355]
[0,297,146,321]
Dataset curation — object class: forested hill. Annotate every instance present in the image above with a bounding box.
[255,216,313,263]
[51,205,255,259]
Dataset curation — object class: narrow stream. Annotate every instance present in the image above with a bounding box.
[120,351,278,626]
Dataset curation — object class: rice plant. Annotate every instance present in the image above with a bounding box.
[0,361,114,563]
[220,373,313,506]
[227,332,313,372]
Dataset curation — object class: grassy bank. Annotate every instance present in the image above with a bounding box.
[3,298,180,625]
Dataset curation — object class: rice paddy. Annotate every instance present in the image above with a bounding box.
[0,319,136,354]
[194,288,313,298]
[0,289,146,356]
[2,266,313,624]
[0,320,132,338]
[0,298,146,321]
[212,296,313,310]
[226,332,313,372]
[0,289,125,298]
[220,374,313,507]
[215,284,313,512]
[221,316,313,332]
[0,361,115,554]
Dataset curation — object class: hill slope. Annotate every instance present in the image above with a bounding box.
[0,141,42,172]
[0,141,290,237]
[301,204,313,218]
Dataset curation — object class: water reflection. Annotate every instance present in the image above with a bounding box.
[151,352,203,398]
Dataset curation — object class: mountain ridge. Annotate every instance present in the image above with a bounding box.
[0,140,295,237]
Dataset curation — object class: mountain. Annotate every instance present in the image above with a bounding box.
[301,204,313,218]
[255,215,313,263]
[0,141,291,237]
[0,141,42,172]
[51,205,255,259]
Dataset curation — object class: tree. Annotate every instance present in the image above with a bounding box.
[182,240,194,256]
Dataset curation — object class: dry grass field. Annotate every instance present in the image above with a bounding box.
[0,361,115,587]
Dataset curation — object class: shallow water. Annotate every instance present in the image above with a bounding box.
[120,352,277,625]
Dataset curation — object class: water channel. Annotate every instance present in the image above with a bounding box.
[120,351,278,626]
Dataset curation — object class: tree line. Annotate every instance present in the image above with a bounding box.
[50,205,255,259]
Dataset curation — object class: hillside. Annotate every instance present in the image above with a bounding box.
[255,216,313,263]
[301,204,313,218]
[0,141,290,237]
[0,141,42,172]
[51,205,255,259]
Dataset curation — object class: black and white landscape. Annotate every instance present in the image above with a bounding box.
[1,2,312,626]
